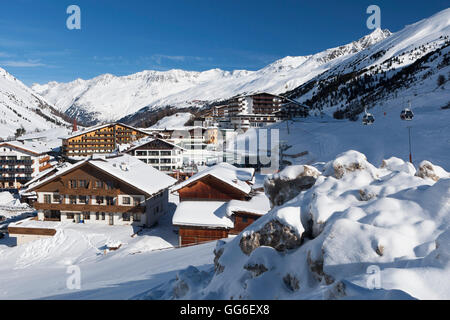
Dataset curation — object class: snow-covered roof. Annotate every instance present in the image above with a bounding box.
[28,153,177,196]
[172,201,233,229]
[125,137,185,153]
[0,140,52,155]
[61,122,149,140]
[171,162,255,195]
[226,192,271,217]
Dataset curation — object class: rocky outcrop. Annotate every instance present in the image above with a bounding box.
[283,274,300,292]
[416,161,449,181]
[323,150,379,179]
[240,220,303,255]
[264,165,320,207]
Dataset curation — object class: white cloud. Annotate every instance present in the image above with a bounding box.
[0,60,45,67]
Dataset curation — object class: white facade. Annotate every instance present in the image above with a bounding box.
[36,189,169,227]
[0,142,52,189]
[134,148,183,173]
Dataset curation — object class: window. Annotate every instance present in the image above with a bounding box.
[105,197,114,205]
[139,158,148,164]
[105,181,114,190]
[79,196,88,204]
[69,180,77,189]
[66,212,74,219]
[133,213,141,222]
[44,194,51,204]
[82,212,90,220]
[69,195,77,204]
[101,212,105,220]
[122,213,130,221]
[95,212,99,220]
[94,180,103,189]
[148,151,159,156]
[242,216,248,223]
[79,180,88,188]
[122,196,131,205]
[53,194,61,203]
[96,196,104,205]
[160,151,171,156]
[136,151,147,156]
[133,197,141,206]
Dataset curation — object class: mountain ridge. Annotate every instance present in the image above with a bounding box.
[31,28,392,124]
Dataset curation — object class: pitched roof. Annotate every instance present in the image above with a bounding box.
[28,153,177,196]
[172,201,233,229]
[171,162,255,195]
[226,192,271,217]
[61,122,149,140]
[0,140,52,155]
[125,137,185,153]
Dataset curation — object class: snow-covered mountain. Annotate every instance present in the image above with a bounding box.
[0,67,70,139]
[287,8,450,117]
[32,29,392,124]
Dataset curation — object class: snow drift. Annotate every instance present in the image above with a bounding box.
[137,151,450,300]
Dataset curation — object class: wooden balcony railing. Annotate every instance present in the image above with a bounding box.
[34,202,146,213]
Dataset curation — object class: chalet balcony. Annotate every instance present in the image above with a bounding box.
[34,202,146,214]
[58,187,120,196]
[0,168,33,174]
[0,176,32,182]
[39,156,50,164]
[0,159,33,165]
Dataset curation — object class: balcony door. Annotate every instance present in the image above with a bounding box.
[109,213,114,226]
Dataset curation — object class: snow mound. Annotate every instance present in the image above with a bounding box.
[416,160,450,181]
[0,192,15,205]
[380,157,416,175]
[323,150,380,180]
[264,165,320,207]
[142,150,450,300]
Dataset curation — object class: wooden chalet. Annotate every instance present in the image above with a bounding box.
[172,162,271,246]
[124,138,184,174]
[61,123,150,158]
[27,153,177,227]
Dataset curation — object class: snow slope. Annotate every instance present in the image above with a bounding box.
[32,29,391,123]
[150,112,193,129]
[286,8,450,117]
[137,151,450,300]
[0,67,70,139]
[0,194,217,300]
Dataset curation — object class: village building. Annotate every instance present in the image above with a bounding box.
[171,162,270,246]
[26,153,177,227]
[124,138,185,174]
[61,123,150,159]
[209,93,309,129]
[0,141,53,191]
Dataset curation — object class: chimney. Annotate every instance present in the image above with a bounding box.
[72,118,78,133]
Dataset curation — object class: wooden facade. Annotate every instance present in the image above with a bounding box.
[177,175,249,202]
[30,161,148,222]
[62,123,149,158]
[229,211,261,235]
[178,226,228,246]
[174,170,257,246]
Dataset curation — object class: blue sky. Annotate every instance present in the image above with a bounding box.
[0,0,448,85]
